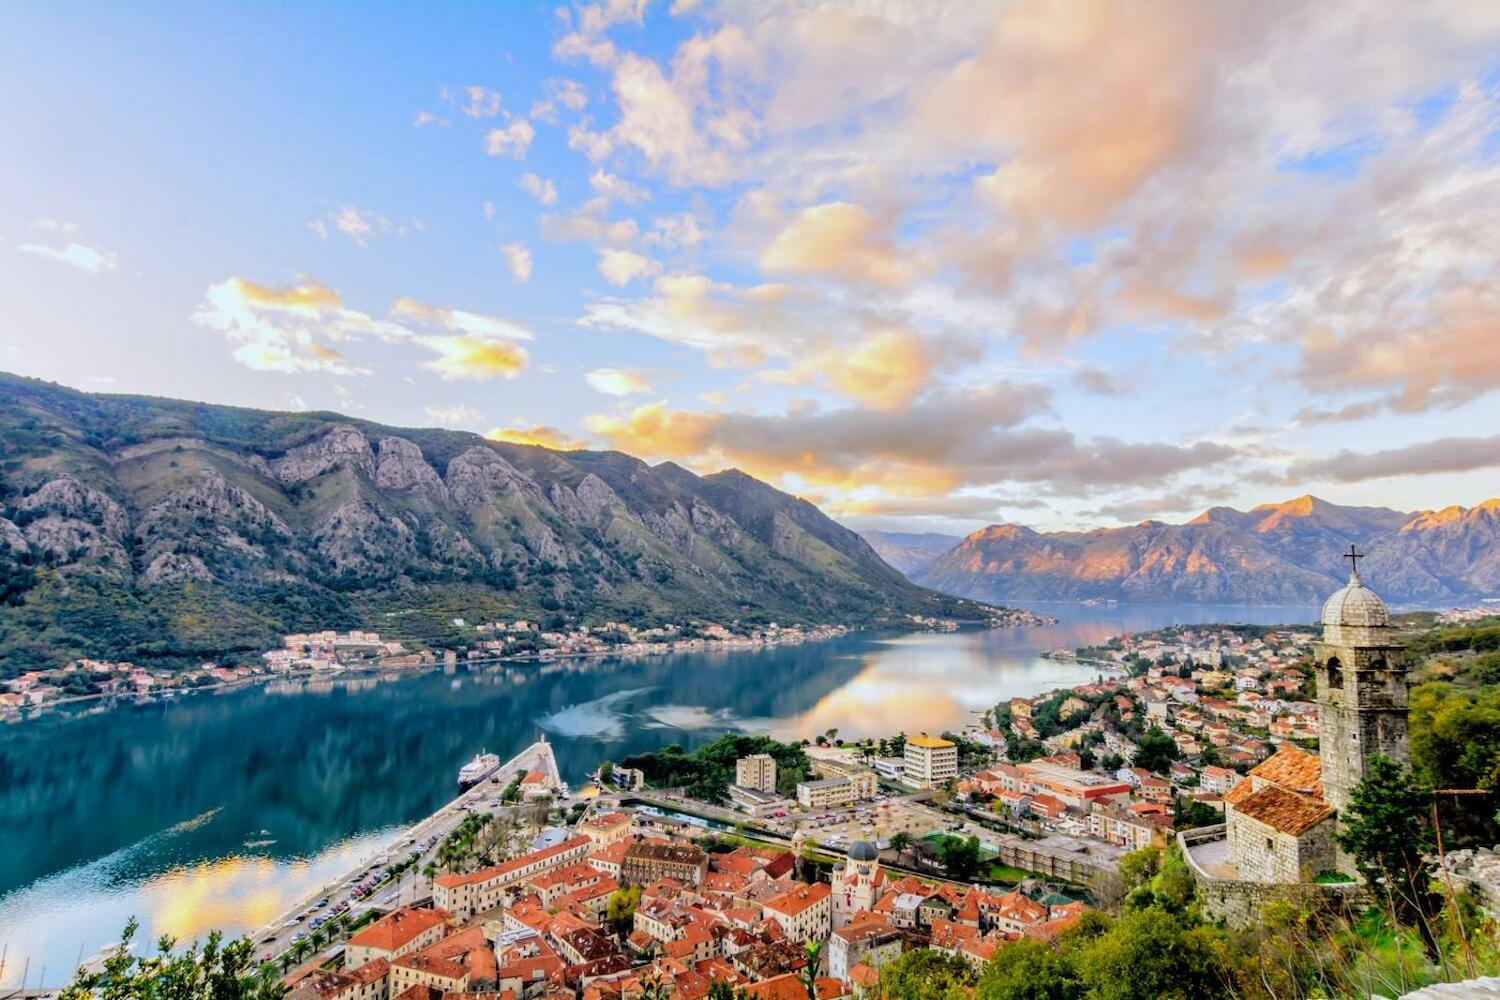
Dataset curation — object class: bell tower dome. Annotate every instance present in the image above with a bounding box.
[1313,545,1409,814]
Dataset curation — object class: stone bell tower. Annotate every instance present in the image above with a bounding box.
[1313,545,1410,815]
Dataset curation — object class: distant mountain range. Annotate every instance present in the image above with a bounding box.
[0,373,985,671]
[865,496,1500,606]
[860,531,963,577]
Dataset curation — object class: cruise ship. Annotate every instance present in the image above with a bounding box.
[457,750,500,789]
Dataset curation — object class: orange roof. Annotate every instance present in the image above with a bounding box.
[742,974,846,1000]
[1232,783,1333,836]
[764,882,830,917]
[522,770,547,785]
[1248,745,1323,797]
[347,907,451,953]
[848,963,879,988]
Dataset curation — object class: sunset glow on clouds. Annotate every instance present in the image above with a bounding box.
[3,1,1499,532]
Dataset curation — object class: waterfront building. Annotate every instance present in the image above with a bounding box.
[903,734,957,788]
[795,769,877,810]
[621,841,709,887]
[736,754,778,793]
[577,810,633,847]
[432,835,592,919]
[345,908,452,968]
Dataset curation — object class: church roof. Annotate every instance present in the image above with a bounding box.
[1231,784,1333,837]
[1322,572,1390,628]
[847,841,878,862]
[1247,745,1323,798]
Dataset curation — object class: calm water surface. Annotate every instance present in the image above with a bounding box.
[0,602,1315,984]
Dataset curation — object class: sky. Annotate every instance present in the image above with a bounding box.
[1,0,1498,536]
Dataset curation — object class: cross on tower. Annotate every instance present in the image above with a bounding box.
[1343,543,1363,576]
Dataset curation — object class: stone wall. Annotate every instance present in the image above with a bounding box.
[1180,825,1366,927]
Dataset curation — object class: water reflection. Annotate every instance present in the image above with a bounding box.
[0,602,1315,984]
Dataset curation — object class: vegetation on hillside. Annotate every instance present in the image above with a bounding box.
[619,733,810,802]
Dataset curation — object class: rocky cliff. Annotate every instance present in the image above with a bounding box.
[0,373,984,670]
[915,495,1500,606]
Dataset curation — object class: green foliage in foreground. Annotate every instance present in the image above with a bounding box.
[619,732,809,802]
[61,918,283,1000]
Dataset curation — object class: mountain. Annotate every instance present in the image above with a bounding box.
[859,531,961,578]
[915,495,1500,606]
[0,373,988,672]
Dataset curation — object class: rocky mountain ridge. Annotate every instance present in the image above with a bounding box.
[910,495,1500,605]
[0,373,983,671]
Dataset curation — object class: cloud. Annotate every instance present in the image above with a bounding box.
[584,368,653,395]
[582,272,801,365]
[585,389,1238,500]
[390,296,533,380]
[413,110,450,128]
[192,276,397,375]
[418,335,530,382]
[540,201,639,245]
[461,86,504,119]
[501,243,533,282]
[19,241,119,273]
[760,202,916,288]
[1286,434,1500,484]
[424,404,486,429]
[589,169,651,204]
[308,205,418,246]
[485,119,535,158]
[518,172,558,205]
[597,248,661,286]
[486,424,586,449]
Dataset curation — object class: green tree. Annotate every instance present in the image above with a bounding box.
[976,937,1082,1000]
[61,919,286,1000]
[1336,755,1440,929]
[937,834,983,880]
[876,948,975,1000]
[606,884,643,936]
[1134,727,1179,774]
[1072,907,1238,1000]
[801,940,822,1000]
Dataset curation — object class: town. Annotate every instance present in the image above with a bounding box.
[2,612,1053,719]
[215,592,1414,1000]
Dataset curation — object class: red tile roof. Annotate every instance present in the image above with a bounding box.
[348,907,451,953]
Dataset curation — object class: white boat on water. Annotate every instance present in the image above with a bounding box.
[457,751,500,788]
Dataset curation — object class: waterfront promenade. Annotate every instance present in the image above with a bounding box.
[249,737,562,964]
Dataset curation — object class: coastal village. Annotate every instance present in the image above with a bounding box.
[175,567,1474,1000]
[0,608,1052,718]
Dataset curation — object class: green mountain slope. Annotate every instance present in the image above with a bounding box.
[0,373,987,672]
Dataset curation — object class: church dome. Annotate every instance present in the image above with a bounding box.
[847,840,878,862]
[1322,573,1389,628]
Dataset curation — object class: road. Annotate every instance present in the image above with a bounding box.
[251,739,563,968]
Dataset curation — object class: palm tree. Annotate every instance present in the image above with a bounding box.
[801,940,823,1000]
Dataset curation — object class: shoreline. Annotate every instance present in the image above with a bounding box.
[1,615,1049,728]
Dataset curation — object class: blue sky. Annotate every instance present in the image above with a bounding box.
[2,1,1499,534]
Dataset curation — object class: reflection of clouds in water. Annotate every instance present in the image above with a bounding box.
[0,812,391,988]
[643,705,743,731]
[535,688,650,740]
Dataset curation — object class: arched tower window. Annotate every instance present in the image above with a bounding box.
[1325,656,1343,690]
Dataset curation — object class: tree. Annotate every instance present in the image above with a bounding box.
[1134,727,1179,774]
[938,834,983,880]
[606,884,642,936]
[62,919,287,1000]
[977,937,1082,999]
[1072,907,1239,1000]
[1117,844,1162,892]
[801,940,822,1000]
[1336,755,1440,930]
[876,948,975,1000]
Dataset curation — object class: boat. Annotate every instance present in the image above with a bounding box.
[457,750,500,788]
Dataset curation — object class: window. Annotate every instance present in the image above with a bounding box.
[1265,837,1273,851]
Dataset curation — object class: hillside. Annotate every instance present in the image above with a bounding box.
[859,531,961,577]
[0,373,989,672]
[916,495,1500,606]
